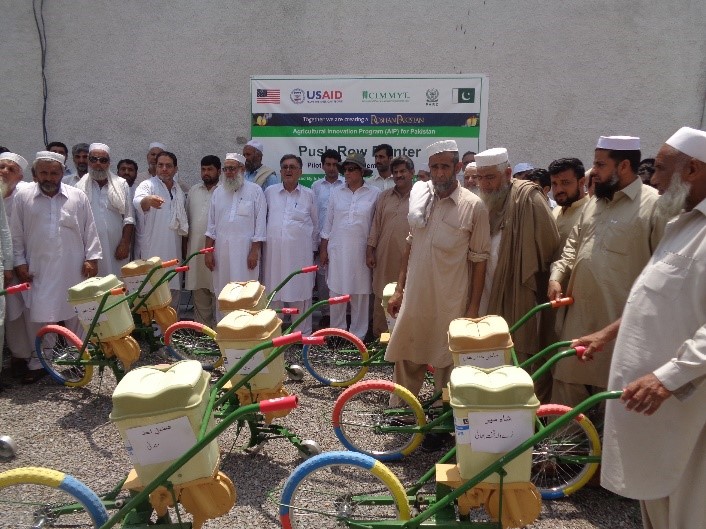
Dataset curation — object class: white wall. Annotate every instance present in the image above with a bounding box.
[2,0,705,186]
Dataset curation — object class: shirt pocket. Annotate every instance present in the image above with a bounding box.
[432,219,466,254]
[290,206,309,223]
[642,252,692,299]
[58,209,79,231]
[236,200,254,217]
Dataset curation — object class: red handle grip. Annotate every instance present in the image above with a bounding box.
[5,283,31,294]
[280,307,299,315]
[302,336,325,345]
[574,346,587,359]
[110,287,126,295]
[328,295,350,305]
[174,266,189,273]
[259,395,298,414]
[199,247,215,254]
[161,259,180,268]
[301,265,318,273]
[550,297,574,308]
[271,331,303,348]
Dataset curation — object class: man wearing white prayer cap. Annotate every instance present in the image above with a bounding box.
[204,152,267,321]
[471,147,559,403]
[135,142,166,187]
[0,153,25,382]
[385,140,490,448]
[548,135,665,408]
[243,139,279,189]
[75,143,134,276]
[11,151,102,383]
[571,127,706,529]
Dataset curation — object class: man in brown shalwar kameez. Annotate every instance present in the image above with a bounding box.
[475,148,560,402]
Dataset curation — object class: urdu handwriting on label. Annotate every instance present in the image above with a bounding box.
[141,425,172,436]
[146,441,160,451]
[483,414,513,425]
[474,429,513,440]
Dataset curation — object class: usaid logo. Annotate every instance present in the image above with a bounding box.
[290,88,305,104]
[290,88,343,104]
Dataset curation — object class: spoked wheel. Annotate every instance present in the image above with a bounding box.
[279,451,410,529]
[332,380,426,461]
[35,325,94,387]
[301,328,368,387]
[0,467,108,528]
[532,404,602,499]
[164,321,223,370]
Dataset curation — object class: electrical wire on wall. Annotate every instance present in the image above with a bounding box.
[33,0,48,146]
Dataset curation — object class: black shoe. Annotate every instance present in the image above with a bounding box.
[10,358,28,379]
[22,368,47,385]
[420,432,453,452]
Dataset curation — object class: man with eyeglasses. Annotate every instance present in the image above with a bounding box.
[475,147,560,402]
[319,152,380,340]
[204,153,266,320]
[76,143,134,276]
[183,155,221,328]
[263,155,318,335]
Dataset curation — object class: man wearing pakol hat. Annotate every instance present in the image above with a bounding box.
[385,140,490,429]
[548,135,665,407]
[319,152,380,340]
[184,155,221,328]
[76,143,134,276]
[134,151,188,307]
[0,152,25,382]
[243,140,279,189]
[204,153,267,321]
[571,127,706,529]
[263,154,318,335]
[11,151,102,383]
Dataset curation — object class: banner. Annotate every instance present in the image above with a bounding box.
[250,75,489,186]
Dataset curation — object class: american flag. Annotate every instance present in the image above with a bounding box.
[256,88,280,104]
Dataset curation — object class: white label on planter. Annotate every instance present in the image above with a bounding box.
[223,348,269,374]
[458,349,505,368]
[123,275,146,293]
[469,409,533,453]
[454,415,471,444]
[125,416,197,466]
[74,300,108,324]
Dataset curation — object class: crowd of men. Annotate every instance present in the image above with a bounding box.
[0,126,704,529]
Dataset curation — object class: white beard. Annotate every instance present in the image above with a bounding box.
[656,171,690,219]
[89,168,109,181]
[223,172,244,193]
[479,181,510,212]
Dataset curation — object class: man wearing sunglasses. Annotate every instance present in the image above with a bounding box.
[75,143,134,276]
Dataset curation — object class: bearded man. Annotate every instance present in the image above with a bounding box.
[548,136,665,406]
[11,151,101,383]
[474,147,560,401]
[385,140,490,419]
[204,153,266,319]
[76,143,134,276]
[570,127,706,529]
[548,157,589,252]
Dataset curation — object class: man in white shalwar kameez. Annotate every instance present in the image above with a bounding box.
[573,127,706,529]
[77,143,134,277]
[1,153,34,377]
[12,151,102,383]
[263,154,318,335]
[133,151,188,309]
[204,153,266,320]
[319,152,380,340]
[184,155,220,328]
